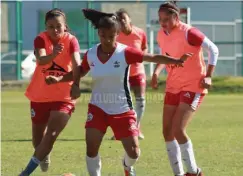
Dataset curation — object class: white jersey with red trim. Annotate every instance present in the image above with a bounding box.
[87,43,133,114]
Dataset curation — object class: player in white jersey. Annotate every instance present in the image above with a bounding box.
[67,9,192,176]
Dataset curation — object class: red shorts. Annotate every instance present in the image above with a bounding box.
[129,74,146,87]
[30,101,75,124]
[85,104,139,140]
[164,91,205,110]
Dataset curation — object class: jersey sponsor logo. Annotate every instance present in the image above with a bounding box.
[46,62,67,72]
[87,113,93,122]
[113,61,120,68]
[31,108,35,118]
[42,62,67,77]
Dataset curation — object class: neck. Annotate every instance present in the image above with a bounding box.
[168,22,180,33]
[101,43,116,54]
[123,26,132,35]
[49,34,63,44]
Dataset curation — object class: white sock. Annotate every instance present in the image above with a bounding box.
[166,140,184,175]
[179,140,198,174]
[86,155,101,176]
[135,97,145,125]
[123,150,140,168]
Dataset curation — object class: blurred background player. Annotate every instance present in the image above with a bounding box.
[19,8,81,176]
[70,8,191,176]
[151,1,219,176]
[110,8,148,140]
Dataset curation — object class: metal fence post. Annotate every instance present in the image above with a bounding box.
[16,0,22,80]
[52,0,58,8]
[87,0,93,49]
[241,1,243,76]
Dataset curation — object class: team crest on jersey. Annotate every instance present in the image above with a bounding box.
[87,113,93,122]
[113,61,120,68]
[90,62,95,67]
[129,123,137,131]
[31,108,35,118]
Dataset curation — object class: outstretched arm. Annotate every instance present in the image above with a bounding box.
[45,69,89,85]
[124,46,192,66]
[142,53,191,65]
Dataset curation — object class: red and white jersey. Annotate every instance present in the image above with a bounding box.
[81,42,144,114]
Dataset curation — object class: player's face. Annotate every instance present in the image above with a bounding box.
[158,11,178,32]
[118,13,132,32]
[46,16,66,40]
[98,27,118,48]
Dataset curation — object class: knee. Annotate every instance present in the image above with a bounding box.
[86,142,99,158]
[127,146,140,159]
[174,127,186,140]
[43,130,59,147]
[163,126,174,141]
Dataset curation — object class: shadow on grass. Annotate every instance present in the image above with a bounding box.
[1,137,115,142]
[1,138,85,142]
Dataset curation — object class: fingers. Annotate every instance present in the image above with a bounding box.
[200,79,205,88]
[151,81,158,89]
[45,78,54,85]
[151,75,158,89]
[200,78,211,89]
[180,53,194,61]
[45,79,51,85]
[71,93,80,100]
[54,43,64,54]
[70,85,81,100]
[45,76,58,85]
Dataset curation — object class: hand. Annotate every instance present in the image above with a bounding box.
[176,53,194,67]
[151,73,158,89]
[200,77,212,89]
[70,83,81,100]
[53,43,64,56]
[45,75,62,85]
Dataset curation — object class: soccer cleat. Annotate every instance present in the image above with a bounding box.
[124,166,136,176]
[18,172,28,176]
[185,168,203,176]
[138,132,145,140]
[40,155,51,172]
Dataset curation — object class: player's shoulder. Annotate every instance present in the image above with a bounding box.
[157,28,165,39]
[132,25,145,35]
[117,42,127,48]
[132,25,144,32]
[36,31,47,40]
[63,32,77,41]
[34,32,46,47]
[178,22,192,32]
[87,44,100,55]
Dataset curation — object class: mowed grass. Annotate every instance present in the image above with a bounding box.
[2,91,243,176]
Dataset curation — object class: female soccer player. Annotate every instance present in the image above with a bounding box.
[70,9,192,176]
[151,1,219,176]
[19,8,81,176]
[112,8,148,140]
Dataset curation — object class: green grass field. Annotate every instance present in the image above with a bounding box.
[2,91,243,176]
